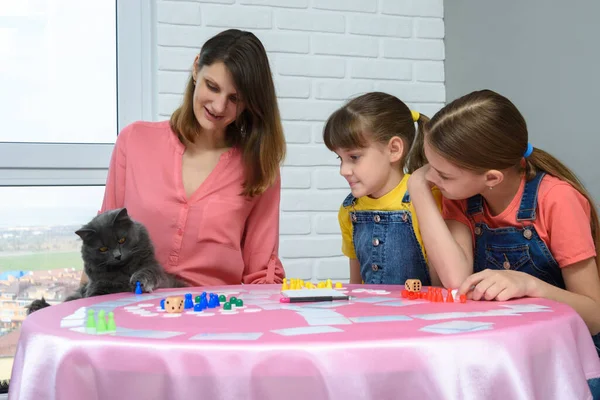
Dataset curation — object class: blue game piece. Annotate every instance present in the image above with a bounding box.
[208,296,217,308]
[193,303,203,312]
[160,299,165,310]
[200,298,208,310]
[184,293,194,309]
[135,281,143,295]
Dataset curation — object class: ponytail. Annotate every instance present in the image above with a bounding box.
[526,147,600,269]
[406,113,430,173]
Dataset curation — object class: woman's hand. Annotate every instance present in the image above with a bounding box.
[457,269,540,301]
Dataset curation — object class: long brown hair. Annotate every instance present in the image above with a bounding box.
[170,29,285,197]
[425,89,600,266]
[322,92,428,173]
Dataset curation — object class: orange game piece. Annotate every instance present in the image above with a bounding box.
[459,294,467,303]
[445,289,454,303]
[408,291,418,300]
[436,289,444,303]
[401,289,409,298]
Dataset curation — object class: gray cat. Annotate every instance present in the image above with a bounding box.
[26,208,186,314]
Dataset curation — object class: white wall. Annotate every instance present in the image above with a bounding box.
[154,0,445,281]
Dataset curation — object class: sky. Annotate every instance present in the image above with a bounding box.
[0,0,117,143]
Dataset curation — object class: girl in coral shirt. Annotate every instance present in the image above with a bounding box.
[408,90,600,358]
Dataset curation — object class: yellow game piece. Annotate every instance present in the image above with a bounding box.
[335,282,343,289]
[326,279,332,289]
[318,281,325,288]
[282,281,288,290]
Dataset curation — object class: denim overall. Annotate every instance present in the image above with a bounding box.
[343,191,431,285]
[466,171,600,388]
[467,172,566,289]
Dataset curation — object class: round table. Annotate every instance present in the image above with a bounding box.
[8,284,600,400]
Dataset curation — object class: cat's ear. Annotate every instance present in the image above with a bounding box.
[112,208,131,225]
[75,228,96,242]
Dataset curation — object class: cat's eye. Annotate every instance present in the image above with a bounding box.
[99,247,108,252]
[118,237,126,244]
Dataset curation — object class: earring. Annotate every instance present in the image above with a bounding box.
[489,186,493,190]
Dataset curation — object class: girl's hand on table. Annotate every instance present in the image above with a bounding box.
[458,269,539,301]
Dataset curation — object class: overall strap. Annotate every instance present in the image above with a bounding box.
[401,190,411,204]
[466,194,484,216]
[342,192,356,207]
[516,172,546,221]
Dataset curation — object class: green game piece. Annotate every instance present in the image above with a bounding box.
[107,312,116,332]
[219,294,226,302]
[96,310,107,333]
[236,299,243,307]
[229,296,237,304]
[195,295,201,304]
[223,302,231,311]
[86,309,96,329]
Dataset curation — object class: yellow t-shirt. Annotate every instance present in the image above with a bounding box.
[338,174,442,259]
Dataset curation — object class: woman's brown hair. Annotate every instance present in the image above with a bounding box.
[322,91,428,173]
[170,29,285,197]
[425,89,600,266]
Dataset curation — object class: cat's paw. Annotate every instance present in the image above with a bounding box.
[130,271,158,293]
[26,298,51,315]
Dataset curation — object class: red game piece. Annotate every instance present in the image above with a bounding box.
[435,289,444,303]
[446,289,454,303]
[459,294,467,303]
[401,289,409,298]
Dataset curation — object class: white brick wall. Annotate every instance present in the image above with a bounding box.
[155,0,445,282]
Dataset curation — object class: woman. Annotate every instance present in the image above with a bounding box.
[84,29,286,287]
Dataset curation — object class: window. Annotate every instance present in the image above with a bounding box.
[0,186,104,382]
[0,0,151,385]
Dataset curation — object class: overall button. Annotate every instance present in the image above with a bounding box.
[523,228,533,240]
[402,213,408,222]
[474,226,482,236]
[374,215,381,223]
[351,213,357,222]
[371,264,379,271]
[372,238,380,246]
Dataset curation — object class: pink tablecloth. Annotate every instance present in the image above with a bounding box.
[9,284,600,400]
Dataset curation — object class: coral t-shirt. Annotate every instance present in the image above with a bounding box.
[442,174,596,268]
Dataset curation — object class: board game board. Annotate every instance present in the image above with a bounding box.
[10,284,600,400]
[53,284,577,341]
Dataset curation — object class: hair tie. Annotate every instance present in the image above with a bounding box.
[523,143,533,158]
[411,110,420,122]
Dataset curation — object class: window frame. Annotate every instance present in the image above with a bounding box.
[0,0,153,187]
